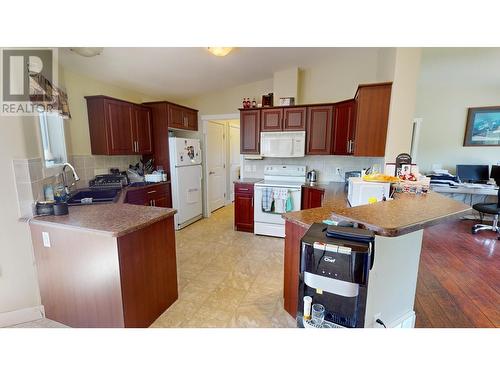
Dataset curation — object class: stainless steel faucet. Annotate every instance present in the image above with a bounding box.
[61,162,80,195]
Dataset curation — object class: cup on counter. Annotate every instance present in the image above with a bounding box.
[312,304,325,326]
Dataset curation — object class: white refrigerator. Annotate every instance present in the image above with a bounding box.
[169,137,203,230]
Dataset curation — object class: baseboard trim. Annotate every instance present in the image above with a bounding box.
[0,305,45,328]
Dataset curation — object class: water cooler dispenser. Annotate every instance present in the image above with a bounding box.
[297,223,375,328]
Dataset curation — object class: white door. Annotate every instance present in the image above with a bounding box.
[229,124,240,202]
[176,164,202,226]
[207,121,226,212]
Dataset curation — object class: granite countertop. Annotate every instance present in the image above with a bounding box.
[234,178,263,184]
[29,182,176,237]
[284,182,472,237]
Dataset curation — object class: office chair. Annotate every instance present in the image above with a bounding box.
[472,165,500,239]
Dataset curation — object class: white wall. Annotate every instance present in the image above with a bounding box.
[384,48,422,162]
[416,48,500,172]
[0,115,42,316]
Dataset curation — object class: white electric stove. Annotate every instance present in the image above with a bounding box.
[254,165,307,237]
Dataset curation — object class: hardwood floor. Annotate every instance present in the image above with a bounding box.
[415,219,499,328]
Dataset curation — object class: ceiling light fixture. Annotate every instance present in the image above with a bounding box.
[207,47,233,57]
[70,47,104,57]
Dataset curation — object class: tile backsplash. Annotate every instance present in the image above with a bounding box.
[241,155,385,182]
[12,154,140,218]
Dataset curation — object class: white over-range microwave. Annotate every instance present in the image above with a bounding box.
[260,131,305,158]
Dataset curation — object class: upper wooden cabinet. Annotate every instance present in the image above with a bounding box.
[352,83,392,157]
[261,108,283,132]
[142,101,199,176]
[306,106,333,155]
[261,107,307,132]
[283,107,307,131]
[240,109,260,154]
[332,100,356,155]
[86,96,152,156]
[238,81,391,156]
[167,103,198,131]
[133,105,153,154]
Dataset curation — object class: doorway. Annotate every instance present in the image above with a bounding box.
[202,114,240,216]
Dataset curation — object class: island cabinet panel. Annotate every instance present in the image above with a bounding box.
[283,220,308,317]
[234,182,254,232]
[118,216,178,328]
[30,224,126,328]
[332,100,356,155]
[261,108,283,132]
[301,186,325,209]
[240,109,261,154]
[306,106,333,155]
[283,107,307,131]
[353,83,392,157]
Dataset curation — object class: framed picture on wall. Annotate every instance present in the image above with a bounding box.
[464,106,500,146]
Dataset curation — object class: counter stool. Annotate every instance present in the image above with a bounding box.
[472,166,500,239]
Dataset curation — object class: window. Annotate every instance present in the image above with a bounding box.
[39,111,67,169]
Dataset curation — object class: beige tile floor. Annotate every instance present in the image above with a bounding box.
[150,204,297,328]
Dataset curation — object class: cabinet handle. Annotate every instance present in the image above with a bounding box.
[147,190,157,194]
[239,188,249,191]
[153,199,156,206]
[251,197,253,207]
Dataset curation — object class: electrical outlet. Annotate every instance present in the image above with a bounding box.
[42,232,51,248]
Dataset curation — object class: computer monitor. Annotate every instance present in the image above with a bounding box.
[491,165,500,183]
[456,164,490,183]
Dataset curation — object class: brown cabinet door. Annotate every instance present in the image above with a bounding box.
[332,100,355,155]
[234,192,254,232]
[105,100,135,154]
[261,108,283,132]
[168,104,185,129]
[353,83,392,157]
[306,106,333,155]
[126,189,148,206]
[240,110,260,154]
[283,107,307,131]
[184,109,198,131]
[133,105,153,154]
[301,187,324,209]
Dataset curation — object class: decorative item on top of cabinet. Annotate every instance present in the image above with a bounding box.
[306,105,333,155]
[352,82,392,157]
[301,186,325,209]
[234,182,255,232]
[239,109,261,154]
[85,96,152,156]
[262,93,274,107]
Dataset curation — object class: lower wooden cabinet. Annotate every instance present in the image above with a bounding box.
[301,186,325,209]
[234,182,254,232]
[125,183,172,208]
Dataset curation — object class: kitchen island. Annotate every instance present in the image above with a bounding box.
[29,198,178,328]
[283,182,471,327]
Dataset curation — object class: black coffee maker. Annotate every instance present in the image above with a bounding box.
[297,223,375,328]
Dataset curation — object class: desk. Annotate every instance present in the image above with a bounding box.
[431,184,498,196]
[430,184,498,219]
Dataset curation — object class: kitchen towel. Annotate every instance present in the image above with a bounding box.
[273,188,289,214]
[262,187,273,212]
